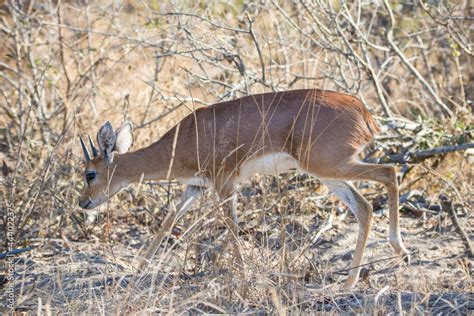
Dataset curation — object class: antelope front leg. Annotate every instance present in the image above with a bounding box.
[139,185,204,271]
[176,185,204,217]
[222,192,243,264]
[217,180,243,264]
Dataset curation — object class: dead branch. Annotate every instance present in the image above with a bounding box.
[383,0,454,117]
[246,13,266,84]
[368,142,474,164]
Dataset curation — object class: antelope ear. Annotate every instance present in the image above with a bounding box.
[115,121,133,154]
[97,121,116,164]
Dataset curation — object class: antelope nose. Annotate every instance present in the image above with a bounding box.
[79,199,92,209]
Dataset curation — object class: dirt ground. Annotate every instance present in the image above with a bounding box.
[3,173,472,313]
[0,1,472,314]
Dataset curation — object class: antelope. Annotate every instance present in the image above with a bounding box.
[78,89,409,287]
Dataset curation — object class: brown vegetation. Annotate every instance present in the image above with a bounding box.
[0,0,472,313]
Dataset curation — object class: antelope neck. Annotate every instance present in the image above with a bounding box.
[113,147,164,183]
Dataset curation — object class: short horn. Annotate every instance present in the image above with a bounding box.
[80,136,91,161]
[88,134,98,157]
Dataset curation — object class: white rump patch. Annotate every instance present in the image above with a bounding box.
[236,152,300,183]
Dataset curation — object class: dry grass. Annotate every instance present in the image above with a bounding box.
[0,0,472,313]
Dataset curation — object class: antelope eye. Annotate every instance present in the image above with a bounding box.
[86,171,97,183]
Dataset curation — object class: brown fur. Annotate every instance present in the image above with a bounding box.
[109,90,374,185]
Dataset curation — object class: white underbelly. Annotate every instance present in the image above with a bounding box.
[177,176,213,188]
[236,152,300,182]
[178,152,300,187]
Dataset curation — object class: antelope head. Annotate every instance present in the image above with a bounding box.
[78,121,133,209]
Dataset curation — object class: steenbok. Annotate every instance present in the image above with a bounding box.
[78,89,409,287]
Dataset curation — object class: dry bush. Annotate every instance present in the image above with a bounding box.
[0,0,472,313]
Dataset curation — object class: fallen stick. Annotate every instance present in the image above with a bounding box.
[367,142,474,164]
[439,194,473,258]
[408,143,474,161]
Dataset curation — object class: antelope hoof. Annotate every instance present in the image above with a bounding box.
[402,250,411,264]
[390,239,410,264]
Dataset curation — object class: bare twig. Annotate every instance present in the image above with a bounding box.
[57,3,72,97]
[246,13,265,84]
[383,0,454,117]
